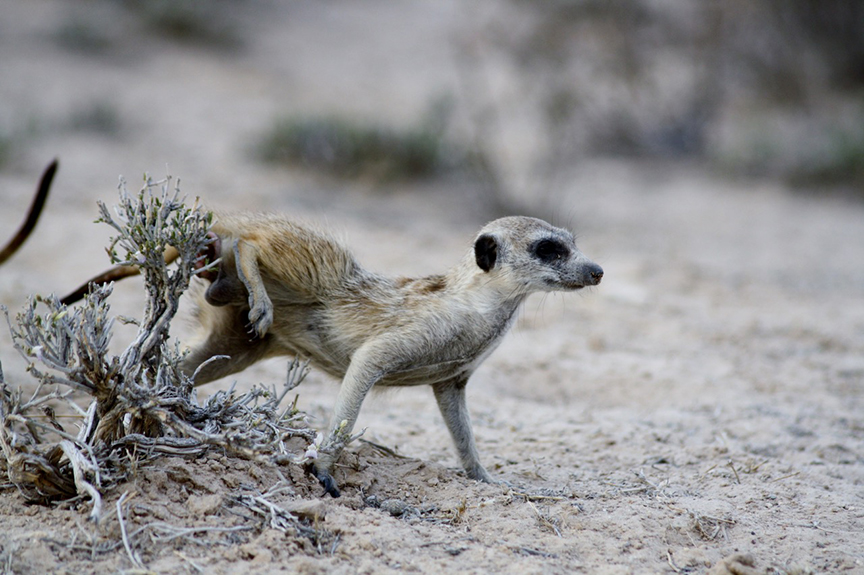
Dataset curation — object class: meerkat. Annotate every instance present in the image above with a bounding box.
[183,214,602,496]
[64,213,603,497]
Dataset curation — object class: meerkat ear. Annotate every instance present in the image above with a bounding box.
[474,234,498,272]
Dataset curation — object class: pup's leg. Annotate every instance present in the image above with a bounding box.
[232,239,273,337]
[180,306,274,385]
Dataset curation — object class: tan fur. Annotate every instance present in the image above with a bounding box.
[181,214,603,495]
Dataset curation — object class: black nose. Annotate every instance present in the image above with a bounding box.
[588,263,603,285]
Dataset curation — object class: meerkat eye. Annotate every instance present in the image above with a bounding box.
[532,239,569,263]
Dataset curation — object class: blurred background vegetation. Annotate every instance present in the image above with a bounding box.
[2,0,862,202]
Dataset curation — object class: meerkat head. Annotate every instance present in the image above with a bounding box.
[472,216,603,295]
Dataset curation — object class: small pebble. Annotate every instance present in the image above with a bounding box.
[379,498,409,516]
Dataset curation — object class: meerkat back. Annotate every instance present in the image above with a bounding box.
[212,213,359,303]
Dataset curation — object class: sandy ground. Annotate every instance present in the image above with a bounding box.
[1,2,863,573]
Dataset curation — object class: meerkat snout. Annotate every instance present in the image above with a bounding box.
[546,253,603,291]
[586,263,604,284]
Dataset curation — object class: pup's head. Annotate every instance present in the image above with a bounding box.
[473,216,603,295]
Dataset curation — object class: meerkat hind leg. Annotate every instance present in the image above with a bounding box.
[433,378,494,483]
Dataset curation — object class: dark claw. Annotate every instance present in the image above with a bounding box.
[310,465,341,498]
[241,311,260,341]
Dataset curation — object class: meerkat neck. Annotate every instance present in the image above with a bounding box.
[446,252,527,311]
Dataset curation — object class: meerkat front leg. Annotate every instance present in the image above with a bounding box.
[232,239,273,337]
[312,343,387,497]
[432,377,494,483]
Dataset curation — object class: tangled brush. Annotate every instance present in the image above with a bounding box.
[0,176,316,522]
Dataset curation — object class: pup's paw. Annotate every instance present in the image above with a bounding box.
[246,299,273,338]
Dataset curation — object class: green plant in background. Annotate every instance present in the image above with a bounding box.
[54,18,116,54]
[0,130,11,170]
[67,102,122,137]
[123,0,243,49]
[256,115,458,181]
[55,0,245,53]
[790,126,864,190]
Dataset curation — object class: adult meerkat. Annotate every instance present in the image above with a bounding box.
[65,214,603,496]
[186,214,602,496]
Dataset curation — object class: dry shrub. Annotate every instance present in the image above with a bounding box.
[0,176,316,522]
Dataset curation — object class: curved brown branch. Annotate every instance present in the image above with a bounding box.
[59,265,141,306]
[60,246,183,306]
[0,159,58,266]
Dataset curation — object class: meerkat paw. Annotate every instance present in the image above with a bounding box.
[466,465,495,484]
[246,299,273,338]
[309,464,341,498]
[468,469,511,489]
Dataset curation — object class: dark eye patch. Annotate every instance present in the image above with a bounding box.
[532,238,570,263]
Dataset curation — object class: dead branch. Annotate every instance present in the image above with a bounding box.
[116,491,145,570]
[0,159,58,266]
[59,265,141,308]
[229,482,332,549]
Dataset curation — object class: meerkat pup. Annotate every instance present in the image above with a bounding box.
[174,213,603,496]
